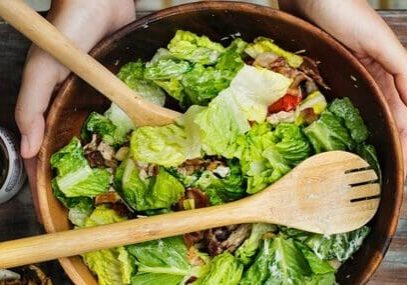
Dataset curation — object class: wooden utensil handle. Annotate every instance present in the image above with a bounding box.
[0,0,179,126]
[0,199,258,268]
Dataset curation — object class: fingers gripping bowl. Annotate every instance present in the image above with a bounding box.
[37,2,403,285]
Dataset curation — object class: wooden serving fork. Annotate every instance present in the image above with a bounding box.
[0,151,380,268]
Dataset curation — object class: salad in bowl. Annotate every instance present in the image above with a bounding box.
[49,30,380,285]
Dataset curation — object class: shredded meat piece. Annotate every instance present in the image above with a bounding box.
[184,231,206,249]
[83,134,99,152]
[85,151,105,168]
[185,276,198,285]
[301,108,318,124]
[207,224,252,256]
[95,192,121,205]
[146,164,159,176]
[177,188,209,211]
[187,246,206,266]
[299,56,330,89]
[111,202,134,219]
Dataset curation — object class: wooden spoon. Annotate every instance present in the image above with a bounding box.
[0,0,181,126]
[0,151,380,268]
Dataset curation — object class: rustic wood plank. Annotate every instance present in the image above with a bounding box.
[0,9,406,285]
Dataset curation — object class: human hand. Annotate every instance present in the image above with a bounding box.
[15,0,135,217]
[16,0,135,159]
[280,0,407,176]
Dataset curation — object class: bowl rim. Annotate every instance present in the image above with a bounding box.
[37,1,404,284]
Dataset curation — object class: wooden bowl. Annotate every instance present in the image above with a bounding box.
[37,2,404,284]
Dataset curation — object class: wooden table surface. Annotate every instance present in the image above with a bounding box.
[0,8,406,285]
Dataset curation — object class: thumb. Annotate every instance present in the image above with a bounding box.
[16,47,67,159]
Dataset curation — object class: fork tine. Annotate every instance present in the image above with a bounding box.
[345,169,378,185]
[349,183,381,200]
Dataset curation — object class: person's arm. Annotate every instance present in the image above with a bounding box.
[15,0,135,218]
[16,0,135,159]
[280,0,407,175]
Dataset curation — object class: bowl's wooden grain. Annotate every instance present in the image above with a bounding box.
[37,2,404,284]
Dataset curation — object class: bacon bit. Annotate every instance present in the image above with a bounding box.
[184,231,206,248]
[111,202,134,219]
[187,246,206,266]
[301,108,318,124]
[85,151,105,168]
[299,56,330,90]
[177,188,209,211]
[185,276,198,284]
[147,164,159,176]
[243,56,255,65]
[206,224,251,256]
[184,158,207,166]
[268,93,302,114]
[95,192,121,205]
[207,161,222,171]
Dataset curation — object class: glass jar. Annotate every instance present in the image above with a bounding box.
[0,127,26,204]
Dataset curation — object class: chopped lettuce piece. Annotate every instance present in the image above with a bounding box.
[193,159,246,205]
[299,91,328,115]
[281,226,370,262]
[68,202,93,227]
[220,64,292,122]
[195,252,243,285]
[235,223,277,265]
[181,63,234,105]
[50,138,110,198]
[245,36,304,68]
[194,92,250,158]
[117,61,166,106]
[131,124,189,167]
[145,58,191,81]
[82,206,134,285]
[304,110,355,153]
[329,98,369,143]
[127,236,205,283]
[241,237,335,285]
[115,160,184,211]
[168,30,225,65]
[104,103,135,137]
[357,143,382,181]
[180,38,247,106]
[82,112,124,146]
[241,123,311,194]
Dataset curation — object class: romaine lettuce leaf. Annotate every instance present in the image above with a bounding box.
[50,138,111,198]
[168,30,225,65]
[195,252,243,285]
[145,58,191,81]
[104,103,135,138]
[194,91,250,159]
[127,236,206,284]
[245,36,304,68]
[235,223,276,265]
[180,38,247,106]
[193,159,246,205]
[241,123,311,194]
[304,110,355,153]
[281,226,370,262]
[117,61,166,106]
[220,65,292,122]
[115,159,184,211]
[241,236,335,285]
[328,98,368,143]
[357,143,382,181]
[82,206,134,285]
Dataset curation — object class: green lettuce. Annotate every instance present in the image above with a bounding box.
[193,159,246,205]
[194,91,250,159]
[168,30,225,65]
[357,143,382,181]
[328,98,368,143]
[104,103,135,138]
[235,223,277,265]
[304,110,355,153]
[241,123,311,194]
[117,61,166,106]
[50,138,110,198]
[241,236,335,285]
[127,236,206,284]
[180,38,247,106]
[281,226,370,262]
[220,64,292,122]
[82,206,134,285]
[195,252,243,285]
[115,159,184,212]
[245,36,304,68]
